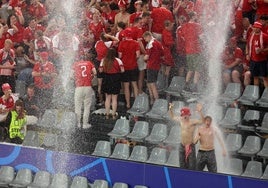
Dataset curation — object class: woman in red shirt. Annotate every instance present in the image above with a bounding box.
[99,48,124,120]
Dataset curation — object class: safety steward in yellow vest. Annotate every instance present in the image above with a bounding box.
[4,99,27,144]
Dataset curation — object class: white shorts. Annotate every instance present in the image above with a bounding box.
[137,55,147,71]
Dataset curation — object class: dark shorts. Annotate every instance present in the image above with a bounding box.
[102,73,121,95]
[250,60,268,77]
[175,55,186,68]
[179,143,196,170]
[196,150,217,173]
[146,69,159,83]
[121,69,139,82]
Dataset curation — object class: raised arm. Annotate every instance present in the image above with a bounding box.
[168,103,180,122]
[191,103,205,125]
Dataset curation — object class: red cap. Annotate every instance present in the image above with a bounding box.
[2,83,11,91]
[180,107,191,116]
[39,51,49,60]
[253,21,262,29]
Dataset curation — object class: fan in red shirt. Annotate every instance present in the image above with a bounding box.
[0,83,14,115]
[246,21,268,87]
[118,28,140,109]
[0,39,16,93]
[94,32,119,106]
[99,2,117,25]
[143,31,164,104]
[99,48,124,120]
[23,18,45,51]
[161,20,175,78]
[32,51,57,113]
[221,37,244,87]
[129,0,143,26]
[180,11,203,93]
[151,0,174,41]
[89,12,106,41]
[173,0,194,23]
[6,11,25,45]
[72,56,96,129]
[27,0,48,24]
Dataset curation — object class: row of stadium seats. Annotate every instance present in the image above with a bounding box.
[219,108,268,131]
[226,158,268,179]
[226,134,268,162]
[0,166,148,188]
[107,119,180,147]
[218,83,268,107]
[92,141,180,167]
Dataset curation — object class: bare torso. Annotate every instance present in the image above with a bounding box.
[180,119,196,146]
[198,126,215,151]
[115,12,130,26]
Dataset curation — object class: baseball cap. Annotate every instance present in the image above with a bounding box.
[253,21,262,29]
[180,107,191,116]
[2,83,11,91]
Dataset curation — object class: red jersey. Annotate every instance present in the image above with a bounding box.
[118,39,140,70]
[256,0,268,17]
[222,47,243,66]
[0,95,14,111]
[151,7,174,34]
[162,28,174,66]
[33,61,57,89]
[129,12,142,25]
[27,3,47,20]
[129,26,143,41]
[0,31,13,49]
[146,38,164,70]
[89,21,105,41]
[95,40,113,61]
[102,11,117,24]
[72,60,95,87]
[247,32,268,62]
[100,58,124,74]
[12,22,24,44]
[180,21,202,54]
[23,25,45,43]
[242,0,254,12]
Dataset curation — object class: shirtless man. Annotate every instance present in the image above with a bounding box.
[169,103,204,170]
[114,3,130,28]
[194,116,227,173]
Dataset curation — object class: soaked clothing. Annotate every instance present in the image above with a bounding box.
[196,149,217,173]
[179,143,196,170]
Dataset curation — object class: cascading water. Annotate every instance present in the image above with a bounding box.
[198,0,233,173]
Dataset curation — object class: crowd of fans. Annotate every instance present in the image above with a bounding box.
[0,0,266,141]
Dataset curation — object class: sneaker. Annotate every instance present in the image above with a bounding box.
[83,123,92,129]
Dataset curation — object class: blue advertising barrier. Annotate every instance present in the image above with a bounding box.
[0,143,267,188]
